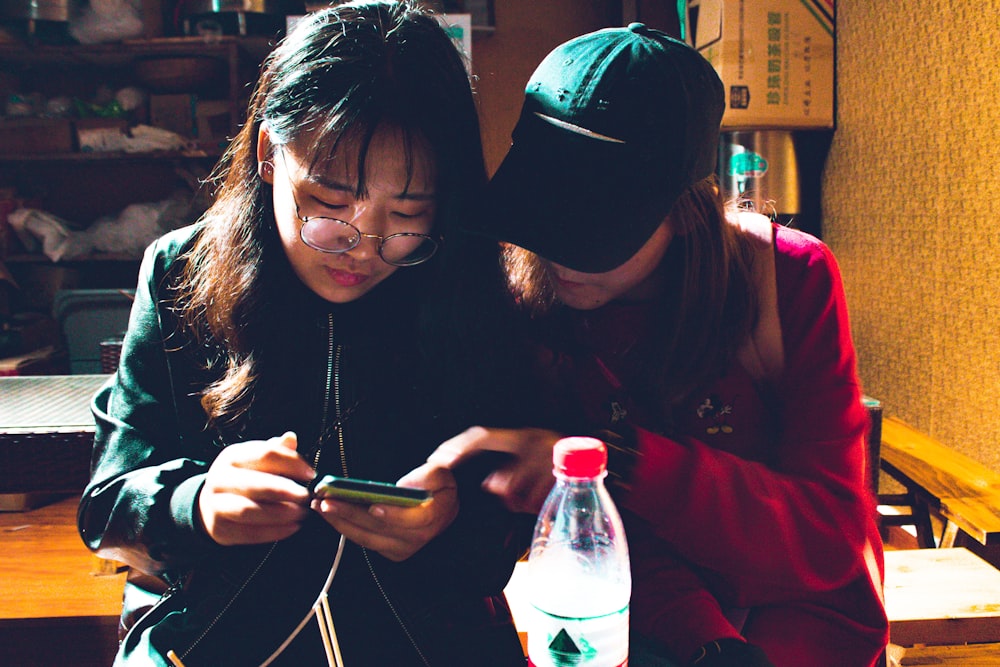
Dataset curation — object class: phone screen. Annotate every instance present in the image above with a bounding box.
[310,475,431,507]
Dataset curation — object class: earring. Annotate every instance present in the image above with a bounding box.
[259,161,274,179]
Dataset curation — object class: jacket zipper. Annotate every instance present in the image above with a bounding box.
[328,317,431,667]
[119,571,188,647]
[180,542,279,661]
[177,314,339,663]
[360,549,431,666]
[175,314,430,665]
[315,312,336,470]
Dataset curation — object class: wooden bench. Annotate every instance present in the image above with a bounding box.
[878,416,1000,548]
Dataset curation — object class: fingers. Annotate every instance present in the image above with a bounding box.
[314,484,460,561]
[198,432,315,546]
[482,468,551,514]
[426,426,562,514]
[222,432,315,485]
[426,425,496,468]
[210,494,309,545]
[314,502,422,560]
[314,485,450,531]
[276,431,298,450]
[210,467,312,505]
[200,489,311,546]
[427,425,539,471]
[208,493,311,528]
[395,462,457,495]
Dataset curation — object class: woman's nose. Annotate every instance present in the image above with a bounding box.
[344,204,382,259]
[344,203,381,233]
[352,233,382,260]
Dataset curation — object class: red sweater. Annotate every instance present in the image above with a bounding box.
[542,225,889,666]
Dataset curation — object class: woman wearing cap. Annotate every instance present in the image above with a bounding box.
[429,23,889,667]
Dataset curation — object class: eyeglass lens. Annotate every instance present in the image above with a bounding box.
[300,218,357,253]
[300,218,437,266]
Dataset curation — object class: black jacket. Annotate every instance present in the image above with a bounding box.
[78,225,529,666]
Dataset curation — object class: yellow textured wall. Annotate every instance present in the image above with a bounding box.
[824,2,1000,469]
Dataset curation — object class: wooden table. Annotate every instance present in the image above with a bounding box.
[503,559,530,655]
[511,548,1000,658]
[884,547,1000,647]
[0,496,125,666]
[898,642,1000,665]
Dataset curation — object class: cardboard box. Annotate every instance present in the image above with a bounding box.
[0,118,74,155]
[149,93,196,139]
[194,99,232,147]
[685,0,835,129]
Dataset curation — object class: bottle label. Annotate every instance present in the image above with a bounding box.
[527,606,628,667]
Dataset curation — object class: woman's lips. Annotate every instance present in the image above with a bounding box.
[326,266,369,287]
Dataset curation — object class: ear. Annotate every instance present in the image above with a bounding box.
[257,123,275,184]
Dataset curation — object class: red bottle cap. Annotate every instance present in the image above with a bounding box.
[553,437,607,478]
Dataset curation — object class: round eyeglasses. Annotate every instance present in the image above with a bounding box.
[277,150,440,267]
[296,212,440,267]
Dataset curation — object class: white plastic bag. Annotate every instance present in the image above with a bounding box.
[78,124,188,154]
[7,208,93,261]
[86,201,170,256]
[70,0,144,45]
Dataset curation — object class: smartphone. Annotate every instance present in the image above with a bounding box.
[310,474,431,507]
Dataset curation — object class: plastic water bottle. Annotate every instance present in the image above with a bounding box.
[527,437,631,667]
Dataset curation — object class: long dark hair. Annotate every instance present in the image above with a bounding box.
[174,0,488,429]
[505,177,760,408]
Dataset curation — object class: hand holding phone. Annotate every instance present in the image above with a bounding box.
[310,474,431,507]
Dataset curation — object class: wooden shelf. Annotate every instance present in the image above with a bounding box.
[0,147,224,163]
[0,35,269,65]
[0,34,259,224]
[0,36,274,103]
[3,253,142,264]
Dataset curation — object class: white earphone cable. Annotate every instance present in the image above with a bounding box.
[258,533,347,667]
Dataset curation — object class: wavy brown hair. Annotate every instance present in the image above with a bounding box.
[504,177,760,407]
[173,1,487,430]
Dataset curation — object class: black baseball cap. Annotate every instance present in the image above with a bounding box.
[468,23,724,273]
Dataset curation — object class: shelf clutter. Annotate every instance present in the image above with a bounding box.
[0,31,265,324]
[0,36,257,160]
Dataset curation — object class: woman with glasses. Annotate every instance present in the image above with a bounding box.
[429,25,889,667]
[77,2,530,665]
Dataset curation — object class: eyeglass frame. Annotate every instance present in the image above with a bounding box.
[274,150,441,267]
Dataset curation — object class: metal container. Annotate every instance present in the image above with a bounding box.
[717,129,831,238]
[179,0,302,35]
[0,0,74,22]
[718,130,800,218]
